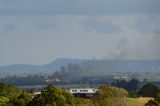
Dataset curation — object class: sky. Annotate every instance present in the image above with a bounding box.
[0,0,160,66]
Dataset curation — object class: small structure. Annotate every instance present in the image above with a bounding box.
[34,92,41,95]
[69,88,98,98]
[113,76,130,81]
[45,78,61,83]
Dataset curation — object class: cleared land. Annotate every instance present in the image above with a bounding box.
[75,97,152,106]
[126,97,152,106]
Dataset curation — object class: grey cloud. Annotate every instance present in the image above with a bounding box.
[0,24,15,36]
[109,38,128,59]
[0,0,160,15]
[33,17,57,31]
[0,16,58,37]
[80,19,121,33]
[148,35,160,56]
[131,15,160,34]
[133,35,160,60]
[0,14,160,66]
[108,35,160,60]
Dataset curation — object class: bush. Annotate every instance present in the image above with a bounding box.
[145,93,160,106]
[138,83,159,98]
[128,91,139,98]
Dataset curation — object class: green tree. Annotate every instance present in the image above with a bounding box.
[109,86,128,97]
[62,88,75,105]
[11,92,32,106]
[0,83,22,101]
[109,86,128,106]
[29,85,74,106]
[0,96,9,106]
[75,98,94,106]
[138,83,159,98]
[92,85,113,106]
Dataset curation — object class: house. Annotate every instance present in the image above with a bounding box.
[69,88,99,98]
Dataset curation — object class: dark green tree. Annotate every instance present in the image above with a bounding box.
[138,83,159,98]
[128,78,139,91]
[112,78,139,91]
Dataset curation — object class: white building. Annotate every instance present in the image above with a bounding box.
[34,88,99,98]
[69,88,98,94]
[69,88,98,98]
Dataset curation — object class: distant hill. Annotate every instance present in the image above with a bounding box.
[0,58,160,74]
[42,58,84,71]
[0,64,42,74]
[0,58,84,74]
[82,60,160,74]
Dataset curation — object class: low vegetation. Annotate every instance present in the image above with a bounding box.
[0,83,159,106]
[126,97,152,106]
[145,93,160,106]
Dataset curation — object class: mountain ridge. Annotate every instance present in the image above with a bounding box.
[0,58,84,74]
[0,58,160,74]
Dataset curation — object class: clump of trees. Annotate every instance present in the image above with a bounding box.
[0,96,8,106]
[0,83,74,106]
[3,82,160,106]
[0,75,47,86]
[29,85,75,106]
[0,83,32,106]
[75,85,128,106]
[0,83,130,106]
[136,83,160,106]
[11,92,32,106]
[109,86,128,106]
[93,85,113,106]
[138,83,159,98]
[0,83,22,100]
[112,78,140,91]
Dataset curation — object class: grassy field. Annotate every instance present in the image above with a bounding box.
[74,97,152,106]
[126,97,152,106]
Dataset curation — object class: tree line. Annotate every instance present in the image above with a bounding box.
[0,82,159,106]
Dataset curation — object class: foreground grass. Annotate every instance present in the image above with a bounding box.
[126,97,152,106]
[75,97,152,106]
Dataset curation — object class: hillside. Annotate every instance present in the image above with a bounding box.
[0,58,160,74]
[82,60,160,73]
[0,58,84,74]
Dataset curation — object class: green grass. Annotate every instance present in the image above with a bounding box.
[126,97,152,106]
[75,97,152,106]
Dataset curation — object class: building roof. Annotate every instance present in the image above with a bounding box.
[69,88,99,94]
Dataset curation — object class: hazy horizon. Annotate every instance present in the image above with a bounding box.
[0,0,160,66]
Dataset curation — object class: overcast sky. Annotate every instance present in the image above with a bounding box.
[0,0,160,66]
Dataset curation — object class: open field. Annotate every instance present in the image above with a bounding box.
[75,97,152,106]
[126,97,152,106]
